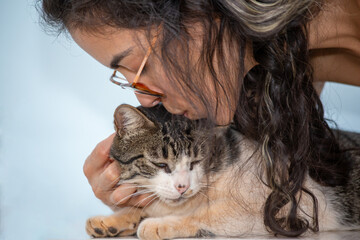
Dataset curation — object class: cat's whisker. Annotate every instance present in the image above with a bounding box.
[113,190,152,206]
[136,193,158,207]
[139,195,160,216]
[116,184,158,191]
[115,186,152,192]
[114,184,160,196]
[111,176,122,186]
[133,184,170,193]
[127,203,141,216]
[144,195,159,209]
[135,184,164,189]
[153,186,169,192]
[115,185,141,191]
[132,190,154,197]
[120,179,148,185]
[112,195,136,207]
[152,198,162,212]
[125,192,158,215]
[132,193,159,216]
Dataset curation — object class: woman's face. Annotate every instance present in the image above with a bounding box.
[71,27,241,125]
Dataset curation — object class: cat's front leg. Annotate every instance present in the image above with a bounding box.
[86,207,146,238]
[137,216,205,240]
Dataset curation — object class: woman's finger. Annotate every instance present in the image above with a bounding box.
[83,133,116,178]
[97,160,122,190]
[88,161,122,207]
[110,184,138,205]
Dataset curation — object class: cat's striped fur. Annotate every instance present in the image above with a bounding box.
[86,104,360,239]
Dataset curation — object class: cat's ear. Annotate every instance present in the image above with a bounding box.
[114,104,157,136]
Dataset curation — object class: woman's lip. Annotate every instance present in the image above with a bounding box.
[167,109,190,118]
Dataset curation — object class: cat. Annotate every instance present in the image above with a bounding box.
[86,104,360,239]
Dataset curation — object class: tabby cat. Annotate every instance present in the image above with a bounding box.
[86,104,360,239]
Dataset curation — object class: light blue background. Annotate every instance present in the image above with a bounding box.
[0,1,359,240]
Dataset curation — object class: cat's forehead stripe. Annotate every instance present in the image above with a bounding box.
[170,142,178,157]
[117,154,144,165]
[162,146,168,159]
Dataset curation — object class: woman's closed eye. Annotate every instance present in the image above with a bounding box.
[120,62,148,81]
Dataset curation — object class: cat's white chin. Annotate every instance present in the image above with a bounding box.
[161,192,198,206]
[163,196,189,206]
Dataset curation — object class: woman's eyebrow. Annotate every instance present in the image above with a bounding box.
[110,47,134,69]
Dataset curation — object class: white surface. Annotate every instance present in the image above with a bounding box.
[0,1,360,240]
[88,230,360,240]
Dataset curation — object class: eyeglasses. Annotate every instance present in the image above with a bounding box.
[109,37,165,98]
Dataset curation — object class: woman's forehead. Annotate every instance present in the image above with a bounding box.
[70,27,146,68]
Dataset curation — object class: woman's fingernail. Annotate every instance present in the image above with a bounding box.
[152,100,160,106]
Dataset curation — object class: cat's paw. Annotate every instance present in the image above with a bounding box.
[86,215,138,238]
[137,218,179,240]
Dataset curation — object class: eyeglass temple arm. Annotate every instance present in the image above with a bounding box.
[132,36,158,85]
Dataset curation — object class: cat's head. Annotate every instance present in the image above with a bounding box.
[110,104,210,206]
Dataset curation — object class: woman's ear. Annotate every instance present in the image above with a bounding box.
[113,104,156,136]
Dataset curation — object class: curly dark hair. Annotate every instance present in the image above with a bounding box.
[39,0,351,237]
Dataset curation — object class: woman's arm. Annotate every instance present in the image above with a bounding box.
[308,0,360,86]
[310,48,360,86]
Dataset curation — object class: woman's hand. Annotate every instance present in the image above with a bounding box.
[83,133,153,210]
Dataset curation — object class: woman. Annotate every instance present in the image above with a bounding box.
[40,0,360,236]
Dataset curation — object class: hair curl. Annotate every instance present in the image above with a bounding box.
[38,0,351,236]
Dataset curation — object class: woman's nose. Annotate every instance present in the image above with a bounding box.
[135,94,161,108]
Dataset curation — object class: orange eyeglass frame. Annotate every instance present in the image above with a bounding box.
[110,36,165,98]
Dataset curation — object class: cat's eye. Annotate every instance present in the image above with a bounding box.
[152,162,171,173]
[190,160,201,171]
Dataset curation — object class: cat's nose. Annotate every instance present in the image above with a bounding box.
[175,183,189,195]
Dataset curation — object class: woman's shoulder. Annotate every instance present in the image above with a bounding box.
[308,0,360,86]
